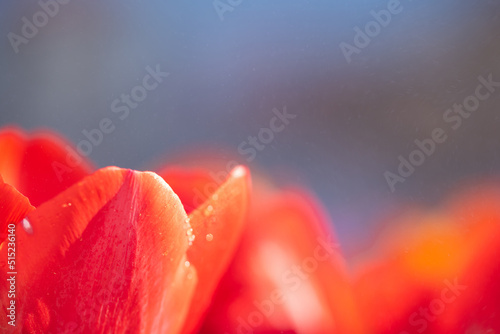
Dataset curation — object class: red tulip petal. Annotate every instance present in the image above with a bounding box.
[176,166,251,334]
[0,177,35,244]
[157,167,217,214]
[201,188,365,334]
[158,165,253,333]
[0,167,198,333]
[0,127,94,206]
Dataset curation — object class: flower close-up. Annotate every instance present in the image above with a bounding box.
[0,128,251,333]
[1,2,500,333]
[1,125,500,334]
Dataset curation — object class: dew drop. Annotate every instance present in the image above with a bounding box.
[204,205,214,216]
[22,218,33,235]
[184,260,190,267]
[186,227,195,246]
[184,217,191,230]
[211,193,219,201]
[206,233,213,242]
[184,217,196,245]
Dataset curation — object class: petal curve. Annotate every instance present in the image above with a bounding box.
[0,127,93,206]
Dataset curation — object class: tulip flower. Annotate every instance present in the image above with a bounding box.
[0,127,250,333]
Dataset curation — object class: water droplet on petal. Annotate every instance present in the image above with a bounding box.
[22,218,33,235]
[184,260,190,267]
[206,233,213,242]
[184,217,196,245]
[204,205,214,216]
[186,227,195,245]
[211,193,219,201]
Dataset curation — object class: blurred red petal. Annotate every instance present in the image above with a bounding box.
[0,129,24,187]
[353,184,500,333]
[0,127,94,206]
[201,187,365,334]
[0,167,197,333]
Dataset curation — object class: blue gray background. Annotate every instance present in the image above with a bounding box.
[1,0,499,252]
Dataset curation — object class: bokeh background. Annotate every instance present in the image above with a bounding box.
[1,0,499,253]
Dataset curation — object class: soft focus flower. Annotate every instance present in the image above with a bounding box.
[1,126,500,334]
[0,128,93,207]
[198,184,365,334]
[352,184,500,333]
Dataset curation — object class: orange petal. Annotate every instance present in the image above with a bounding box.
[353,184,500,333]
[0,128,25,187]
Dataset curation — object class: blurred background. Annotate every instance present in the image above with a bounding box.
[0,0,499,253]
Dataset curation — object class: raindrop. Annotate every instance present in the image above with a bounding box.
[206,234,213,242]
[22,218,33,235]
[184,260,190,267]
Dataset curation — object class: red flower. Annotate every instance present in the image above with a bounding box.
[0,127,250,333]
